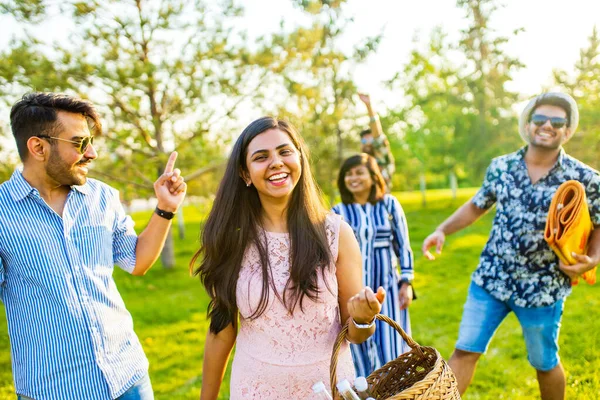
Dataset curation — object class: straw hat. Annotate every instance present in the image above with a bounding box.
[518,92,579,143]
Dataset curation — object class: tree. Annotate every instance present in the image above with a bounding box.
[388,0,523,190]
[457,0,523,181]
[387,28,471,190]
[253,0,381,201]
[0,0,272,267]
[220,0,382,202]
[0,137,17,183]
[553,26,600,170]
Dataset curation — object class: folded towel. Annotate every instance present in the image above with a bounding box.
[544,180,596,285]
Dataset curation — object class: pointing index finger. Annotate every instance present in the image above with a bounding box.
[164,151,178,174]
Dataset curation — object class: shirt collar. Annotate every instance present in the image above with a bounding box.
[518,145,566,170]
[8,169,33,202]
[8,169,90,201]
[72,182,91,195]
[556,147,566,169]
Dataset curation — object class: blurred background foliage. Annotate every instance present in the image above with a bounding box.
[1,0,600,260]
[1,0,599,193]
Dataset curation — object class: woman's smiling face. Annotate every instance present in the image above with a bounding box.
[244,128,302,203]
[344,164,373,199]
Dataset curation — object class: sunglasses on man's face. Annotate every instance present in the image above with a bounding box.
[361,137,374,145]
[530,114,568,129]
[37,135,94,154]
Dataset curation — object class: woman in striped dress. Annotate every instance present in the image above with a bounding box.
[333,153,415,377]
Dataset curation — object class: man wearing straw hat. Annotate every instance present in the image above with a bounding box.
[421,92,600,399]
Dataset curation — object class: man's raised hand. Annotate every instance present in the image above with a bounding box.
[154,151,187,212]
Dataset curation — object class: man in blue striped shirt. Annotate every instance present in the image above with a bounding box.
[0,93,187,399]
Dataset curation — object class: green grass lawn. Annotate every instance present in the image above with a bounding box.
[1,188,598,399]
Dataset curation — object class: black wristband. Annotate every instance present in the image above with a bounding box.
[155,207,175,220]
[399,277,417,300]
[399,277,412,286]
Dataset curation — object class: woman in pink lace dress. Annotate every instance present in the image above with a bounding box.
[192,117,385,399]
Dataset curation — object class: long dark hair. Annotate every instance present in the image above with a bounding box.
[191,117,332,334]
[337,153,386,204]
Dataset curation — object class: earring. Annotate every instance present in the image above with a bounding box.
[246,182,251,187]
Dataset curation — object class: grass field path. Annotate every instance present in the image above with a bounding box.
[0,189,598,399]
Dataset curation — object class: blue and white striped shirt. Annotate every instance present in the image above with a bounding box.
[0,170,148,400]
[333,194,414,287]
[333,194,414,376]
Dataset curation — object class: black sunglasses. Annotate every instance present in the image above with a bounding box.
[530,114,568,129]
[37,135,94,154]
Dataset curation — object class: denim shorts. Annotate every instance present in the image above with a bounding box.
[455,282,564,371]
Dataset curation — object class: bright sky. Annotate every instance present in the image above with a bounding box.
[240,0,600,110]
[2,0,600,141]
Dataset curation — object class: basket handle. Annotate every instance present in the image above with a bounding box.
[330,314,424,398]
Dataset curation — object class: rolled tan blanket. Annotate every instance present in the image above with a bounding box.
[544,180,596,285]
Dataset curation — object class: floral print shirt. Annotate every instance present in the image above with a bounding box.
[471,147,600,307]
[364,134,395,180]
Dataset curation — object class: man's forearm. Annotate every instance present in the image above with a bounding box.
[363,100,384,138]
[437,200,488,236]
[369,113,384,138]
[132,212,172,275]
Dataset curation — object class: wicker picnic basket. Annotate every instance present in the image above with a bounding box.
[330,314,461,399]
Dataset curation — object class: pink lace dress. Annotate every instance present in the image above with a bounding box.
[230,214,355,399]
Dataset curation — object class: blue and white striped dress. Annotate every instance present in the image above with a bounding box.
[333,194,414,377]
[0,170,148,400]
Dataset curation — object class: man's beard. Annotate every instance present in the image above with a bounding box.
[46,150,89,186]
[530,136,561,150]
[528,128,562,150]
